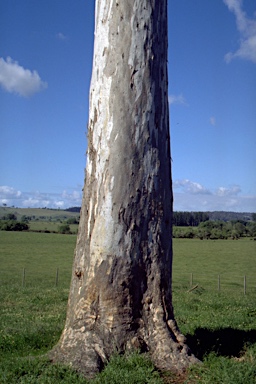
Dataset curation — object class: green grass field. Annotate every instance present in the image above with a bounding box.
[0,206,79,234]
[173,238,256,293]
[0,231,76,287]
[0,207,80,221]
[26,220,79,234]
[0,232,255,383]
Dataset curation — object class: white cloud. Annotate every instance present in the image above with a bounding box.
[55,201,65,208]
[56,32,68,41]
[0,185,82,209]
[0,57,48,97]
[173,179,255,212]
[0,183,254,213]
[173,179,211,195]
[223,0,256,63]
[174,192,256,212]
[168,94,188,106]
[216,185,241,196]
[0,185,22,198]
[62,190,81,203]
[0,186,22,207]
[209,116,216,126]
[22,197,42,208]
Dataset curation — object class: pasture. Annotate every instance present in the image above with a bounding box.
[0,231,255,383]
[0,206,80,234]
[173,238,256,293]
[0,206,80,221]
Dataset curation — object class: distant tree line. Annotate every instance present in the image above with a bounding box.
[173,219,256,240]
[207,211,254,222]
[1,210,255,239]
[173,211,209,226]
[172,211,256,226]
[65,207,81,213]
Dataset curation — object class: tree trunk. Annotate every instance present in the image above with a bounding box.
[50,0,198,376]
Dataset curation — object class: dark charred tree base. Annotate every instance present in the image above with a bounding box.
[49,329,199,378]
[49,331,198,378]
[49,254,199,377]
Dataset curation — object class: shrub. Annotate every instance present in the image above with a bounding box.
[58,224,71,234]
[0,220,29,231]
[1,213,17,221]
[21,215,31,223]
[66,217,79,225]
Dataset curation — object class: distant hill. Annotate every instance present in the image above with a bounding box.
[0,207,253,224]
[206,211,253,222]
[0,207,80,221]
[65,207,81,213]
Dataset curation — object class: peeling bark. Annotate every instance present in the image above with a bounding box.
[50,0,198,376]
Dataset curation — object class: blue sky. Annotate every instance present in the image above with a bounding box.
[0,0,255,212]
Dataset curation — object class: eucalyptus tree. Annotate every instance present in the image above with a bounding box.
[50,0,197,376]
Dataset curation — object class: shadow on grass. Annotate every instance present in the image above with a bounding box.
[186,328,256,360]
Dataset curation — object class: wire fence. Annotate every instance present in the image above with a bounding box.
[0,267,71,289]
[172,271,256,294]
[1,268,255,295]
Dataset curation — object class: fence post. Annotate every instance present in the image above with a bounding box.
[244,275,246,295]
[218,275,220,291]
[22,268,26,287]
[55,268,59,287]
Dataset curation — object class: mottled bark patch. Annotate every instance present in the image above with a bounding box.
[49,0,199,376]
